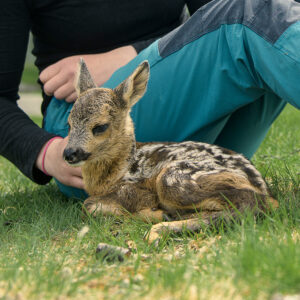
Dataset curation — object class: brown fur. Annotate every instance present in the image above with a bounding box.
[64,59,277,245]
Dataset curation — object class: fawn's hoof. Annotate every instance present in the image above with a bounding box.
[145,230,160,246]
[82,200,97,216]
[145,222,170,246]
[268,197,279,209]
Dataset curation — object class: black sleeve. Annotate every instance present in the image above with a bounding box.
[186,0,213,15]
[0,0,56,184]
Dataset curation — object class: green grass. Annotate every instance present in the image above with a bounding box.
[0,105,299,300]
[22,64,39,86]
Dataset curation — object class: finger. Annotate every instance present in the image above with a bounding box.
[70,167,82,178]
[40,64,60,83]
[54,81,76,100]
[69,176,85,190]
[65,91,78,103]
[43,74,68,96]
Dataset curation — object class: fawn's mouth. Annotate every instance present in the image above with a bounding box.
[65,160,86,167]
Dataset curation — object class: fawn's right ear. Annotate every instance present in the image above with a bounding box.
[75,58,97,95]
[114,61,150,108]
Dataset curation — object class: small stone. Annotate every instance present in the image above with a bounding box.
[61,267,72,278]
[77,226,89,238]
[271,293,300,300]
[96,243,131,263]
[133,274,143,281]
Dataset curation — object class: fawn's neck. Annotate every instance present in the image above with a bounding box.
[82,137,136,196]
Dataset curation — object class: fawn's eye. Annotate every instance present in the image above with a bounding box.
[92,124,109,135]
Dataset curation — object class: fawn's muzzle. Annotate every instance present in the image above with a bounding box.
[63,147,91,165]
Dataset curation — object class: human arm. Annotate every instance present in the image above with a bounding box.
[0,0,56,184]
[39,0,213,103]
[0,0,84,189]
[40,46,137,102]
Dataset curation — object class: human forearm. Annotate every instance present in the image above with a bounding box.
[0,98,56,184]
[84,45,137,88]
[40,45,137,102]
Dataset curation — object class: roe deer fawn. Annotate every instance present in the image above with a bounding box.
[63,59,277,244]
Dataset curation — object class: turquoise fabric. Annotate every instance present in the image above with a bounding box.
[44,22,300,199]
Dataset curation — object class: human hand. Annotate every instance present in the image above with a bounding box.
[36,137,85,189]
[39,46,137,102]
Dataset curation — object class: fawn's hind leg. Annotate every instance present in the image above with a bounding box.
[156,166,272,216]
[147,218,202,244]
[136,208,165,223]
[156,166,225,215]
[146,211,229,245]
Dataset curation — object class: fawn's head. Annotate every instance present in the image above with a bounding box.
[63,59,149,166]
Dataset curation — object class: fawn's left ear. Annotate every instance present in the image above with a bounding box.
[114,61,150,108]
[75,58,97,95]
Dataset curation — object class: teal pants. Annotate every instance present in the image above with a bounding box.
[44,0,300,198]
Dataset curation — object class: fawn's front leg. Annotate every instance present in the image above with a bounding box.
[83,183,165,223]
[83,195,126,217]
[84,196,165,223]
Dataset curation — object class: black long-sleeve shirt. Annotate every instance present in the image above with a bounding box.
[0,0,211,184]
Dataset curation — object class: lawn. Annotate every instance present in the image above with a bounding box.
[0,105,299,300]
[21,64,39,86]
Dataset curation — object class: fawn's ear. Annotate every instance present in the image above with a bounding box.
[114,61,150,108]
[75,58,97,95]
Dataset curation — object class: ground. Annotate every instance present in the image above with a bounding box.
[0,104,299,300]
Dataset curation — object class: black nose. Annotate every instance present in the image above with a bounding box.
[63,148,91,164]
[63,148,77,163]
